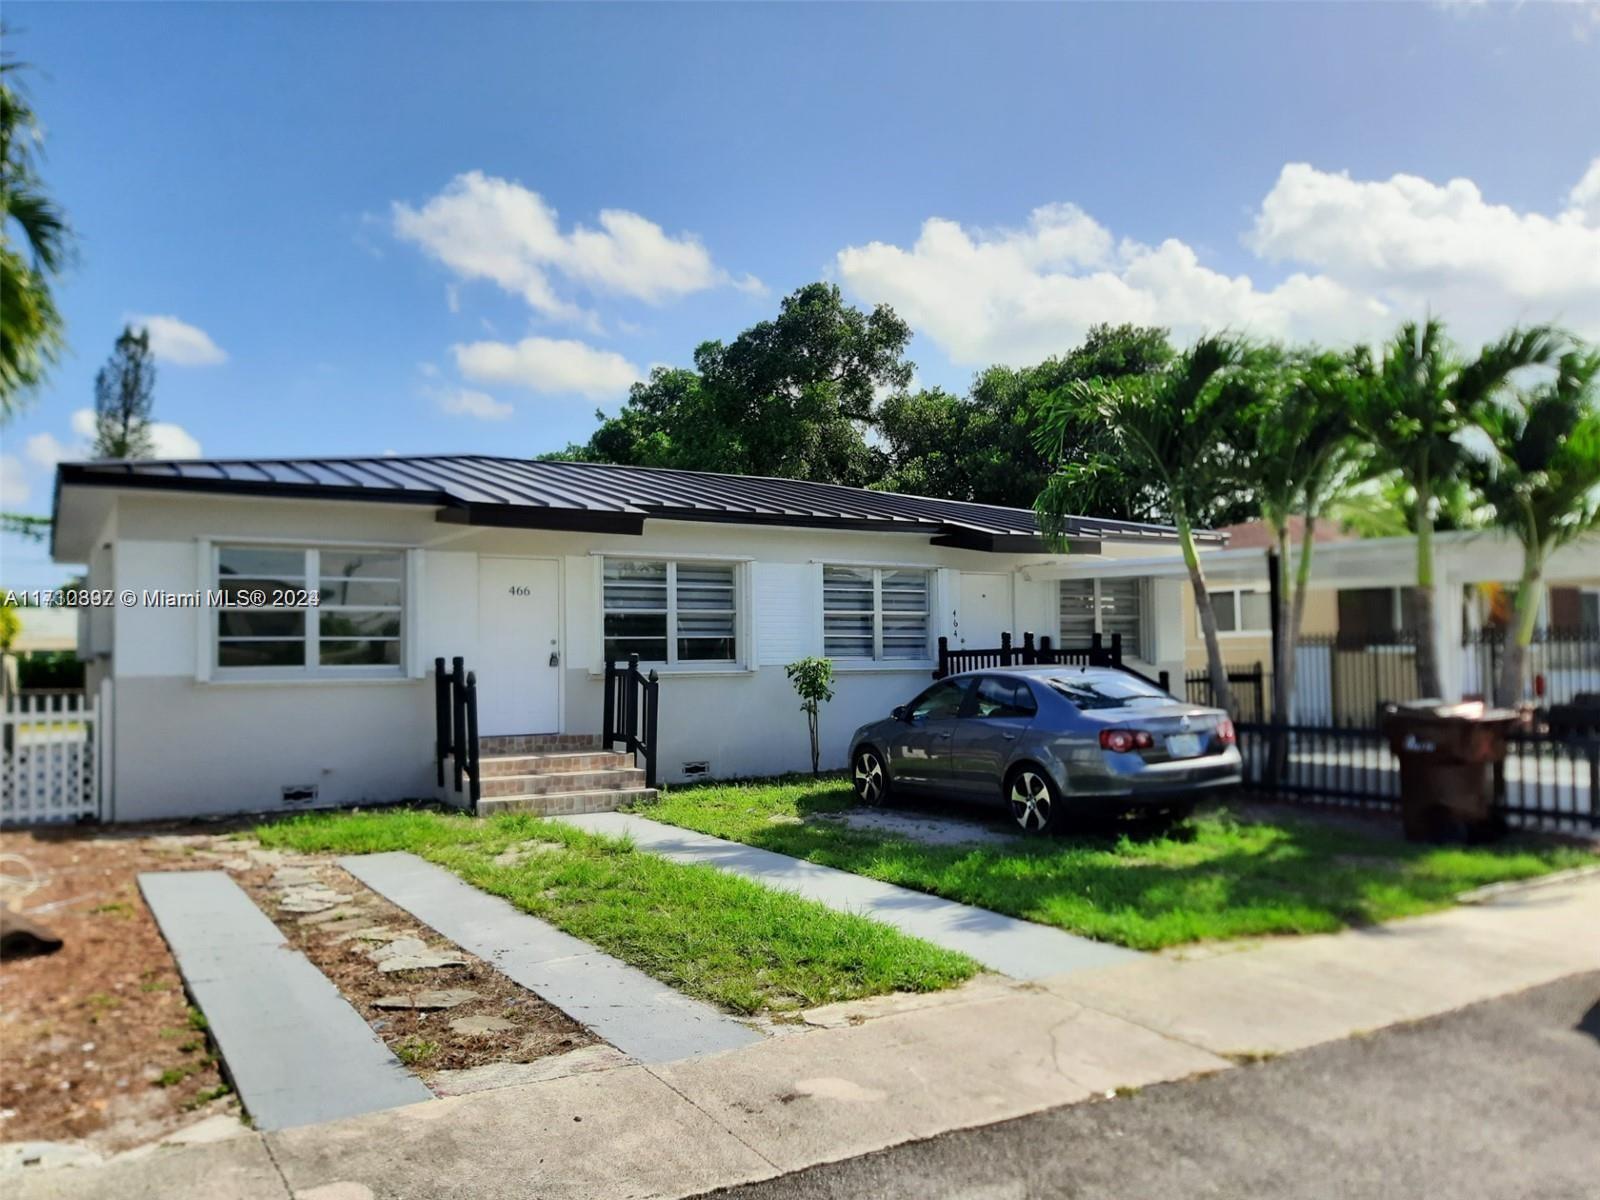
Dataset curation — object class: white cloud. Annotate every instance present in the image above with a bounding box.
[25,433,70,470]
[437,388,514,421]
[127,314,228,366]
[836,158,1600,365]
[0,455,29,506]
[393,172,761,323]
[452,336,641,399]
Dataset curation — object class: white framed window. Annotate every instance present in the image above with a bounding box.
[1060,577,1145,658]
[602,559,738,666]
[1205,587,1272,637]
[823,566,931,661]
[214,545,404,677]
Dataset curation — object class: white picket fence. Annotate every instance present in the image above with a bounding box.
[1,682,109,826]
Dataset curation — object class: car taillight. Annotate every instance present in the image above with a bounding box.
[1216,718,1236,745]
[1100,729,1154,753]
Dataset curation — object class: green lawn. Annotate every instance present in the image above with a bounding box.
[255,808,976,1014]
[635,776,1593,951]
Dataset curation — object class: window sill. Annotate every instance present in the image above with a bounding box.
[200,673,417,687]
[829,661,937,674]
[586,665,757,679]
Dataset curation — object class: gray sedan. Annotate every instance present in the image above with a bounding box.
[847,666,1242,834]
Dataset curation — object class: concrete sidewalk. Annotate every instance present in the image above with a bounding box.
[16,874,1599,1200]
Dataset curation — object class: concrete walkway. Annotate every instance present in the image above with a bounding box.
[556,811,1140,979]
[340,851,763,1063]
[29,872,1599,1200]
[137,872,432,1132]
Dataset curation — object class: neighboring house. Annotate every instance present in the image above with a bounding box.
[48,455,1221,822]
[1089,520,1600,720]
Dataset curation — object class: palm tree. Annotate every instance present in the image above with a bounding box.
[1353,321,1563,698]
[1,49,72,418]
[1471,346,1600,706]
[1033,335,1258,713]
[1250,349,1368,723]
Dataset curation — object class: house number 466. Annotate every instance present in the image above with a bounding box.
[507,585,531,597]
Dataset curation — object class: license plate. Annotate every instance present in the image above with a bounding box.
[1166,733,1202,759]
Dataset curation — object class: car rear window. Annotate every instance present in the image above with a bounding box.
[1045,674,1172,711]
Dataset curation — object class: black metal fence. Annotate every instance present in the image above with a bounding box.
[1185,662,1270,723]
[1236,720,1598,833]
[1462,626,1600,706]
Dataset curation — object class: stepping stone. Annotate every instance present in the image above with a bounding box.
[492,841,563,867]
[372,989,480,1011]
[314,914,382,936]
[370,937,467,972]
[330,925,403,944]
[279,888,353,914]
[298,906,368,926]
[270,867,323,888]
[449,1014,515,1037]
[137,871,431,1131]
[426,1045,633,1097]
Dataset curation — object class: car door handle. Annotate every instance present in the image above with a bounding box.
[1001,733,1017,741]
[935,731,952,739]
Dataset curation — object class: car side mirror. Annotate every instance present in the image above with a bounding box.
[891,705,910,723]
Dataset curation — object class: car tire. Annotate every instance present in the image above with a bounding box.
[852,746,890,807]
[1006,766,1062,836]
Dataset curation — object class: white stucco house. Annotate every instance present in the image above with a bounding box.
[48,455,1219,822]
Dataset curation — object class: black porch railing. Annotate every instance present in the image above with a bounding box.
[434,656,481,812]
[603,653,660,789]
[933,631,1170,691]
[1234,720,1599,834]
[1463,626,1600,706]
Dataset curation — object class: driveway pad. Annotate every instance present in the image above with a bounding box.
[138,871,432,1132]
[339,851,764,1063]
[557,813,1141,979]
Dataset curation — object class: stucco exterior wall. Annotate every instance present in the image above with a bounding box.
[82,490,1188,821]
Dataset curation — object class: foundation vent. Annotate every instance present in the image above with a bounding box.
[681,761,710,779]
[281,784,319,806]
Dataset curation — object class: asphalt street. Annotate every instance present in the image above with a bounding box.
[701,971,1600,1200]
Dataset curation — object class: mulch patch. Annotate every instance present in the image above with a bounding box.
[0,827,235,1153]
[232,858,597,1078]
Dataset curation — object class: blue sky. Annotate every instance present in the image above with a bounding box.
[3,2,1599,588]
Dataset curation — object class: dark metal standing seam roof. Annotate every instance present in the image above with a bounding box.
[52,455,1225,550]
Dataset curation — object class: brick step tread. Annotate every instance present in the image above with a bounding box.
[481,768,645,798]
[477,734,601,754]
[479,751,631,776]
[477,788,657,817]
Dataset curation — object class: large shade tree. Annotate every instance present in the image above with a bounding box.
[1353,320,1562,699]
[549,283,911,487]
[1470,344,1600,706]
[1033,335,1260,712]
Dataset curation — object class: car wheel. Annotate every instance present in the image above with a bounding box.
[1007,767,1060,835]
[852,746,889,807]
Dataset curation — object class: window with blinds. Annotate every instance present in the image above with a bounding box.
[602,559,737,665]
[1058,577,1145,659]
[823,566,931,661]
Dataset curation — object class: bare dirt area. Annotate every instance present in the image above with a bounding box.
[0,826,236,1155]
[1,821,608,1161]
[230,856,598,1080]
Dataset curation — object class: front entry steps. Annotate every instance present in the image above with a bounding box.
[473,734,656,817]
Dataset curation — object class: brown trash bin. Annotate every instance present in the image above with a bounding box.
[1380,700,1520,843]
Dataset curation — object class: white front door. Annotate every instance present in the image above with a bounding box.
[476,557,561,735]
[957,573,1012,647]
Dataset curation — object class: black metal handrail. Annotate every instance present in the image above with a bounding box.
[603,653,660,788]
[434,656,481,812]
[933,631,1170,692]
